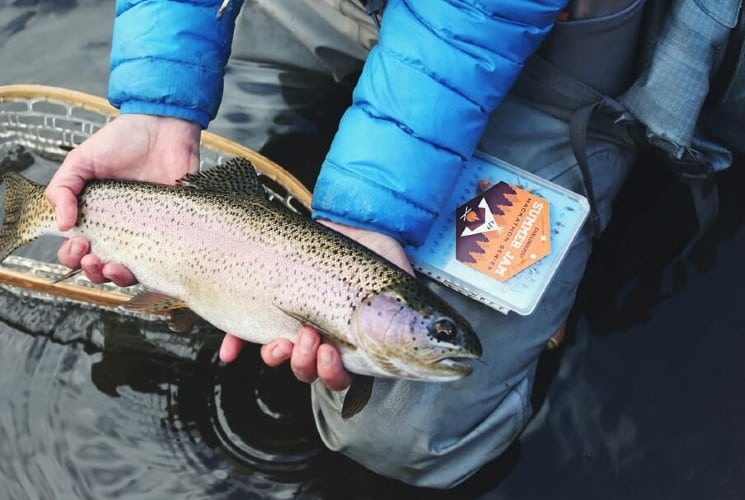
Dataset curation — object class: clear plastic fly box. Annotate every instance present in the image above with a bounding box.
[406,151,590,315]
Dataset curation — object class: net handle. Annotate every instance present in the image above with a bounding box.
[0,83,312,208]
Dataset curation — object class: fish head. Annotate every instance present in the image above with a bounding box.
[352,283,482,381]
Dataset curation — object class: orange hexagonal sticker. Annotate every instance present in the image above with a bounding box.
[455,181,550,282]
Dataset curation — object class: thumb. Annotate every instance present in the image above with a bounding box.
[44,186,79,231]
[44,151,92,231]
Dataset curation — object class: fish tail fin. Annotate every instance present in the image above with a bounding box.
[1,173,53,261]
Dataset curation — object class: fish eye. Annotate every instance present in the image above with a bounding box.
[430,318,457,342]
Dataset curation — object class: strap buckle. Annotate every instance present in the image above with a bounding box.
[359,0,385,28]
[648,135,716,183]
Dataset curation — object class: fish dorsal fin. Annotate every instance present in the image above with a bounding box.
[177,157,265,198]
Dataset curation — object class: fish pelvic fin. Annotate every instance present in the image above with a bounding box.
[121,290,201,332]
[0,173,54,262]
[177,157,266,199]
[341,375,374,420]
[122,290,189,313]
[167,308,202,333]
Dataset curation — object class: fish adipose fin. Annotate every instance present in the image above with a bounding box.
[342,375,374,420]
[177,157,266,199]
[0,173,55,262]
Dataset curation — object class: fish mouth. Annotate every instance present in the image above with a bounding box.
[433,354,479,377]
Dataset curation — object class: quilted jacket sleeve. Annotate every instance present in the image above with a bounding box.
[311,0,568,246]
[108,0,243,128]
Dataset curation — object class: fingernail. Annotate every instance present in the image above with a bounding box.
[319,348,333,367]
[69,240,84,259]
[55,207,66,230]
[299,332,315,354]
[218,343,230,364]
[272,345,287,360]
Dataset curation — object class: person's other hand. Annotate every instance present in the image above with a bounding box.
[45,114,201,286]
[220,220,415,392]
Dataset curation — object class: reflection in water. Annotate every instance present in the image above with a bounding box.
[0,123,344,497]
[0,283,331,499]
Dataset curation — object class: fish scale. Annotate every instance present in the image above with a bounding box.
[0,158,482,392]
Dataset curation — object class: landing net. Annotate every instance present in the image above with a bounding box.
[0,84,311,315]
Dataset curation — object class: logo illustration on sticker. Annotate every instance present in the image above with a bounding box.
[459,198,501,237]
[455,181,551,282]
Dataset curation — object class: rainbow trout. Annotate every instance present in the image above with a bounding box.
[0,158,481,418]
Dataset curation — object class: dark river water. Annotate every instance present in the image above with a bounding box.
[1,1,744,499]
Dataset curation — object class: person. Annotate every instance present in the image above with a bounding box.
[44,0,647,489]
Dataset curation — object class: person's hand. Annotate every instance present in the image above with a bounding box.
[220,220,415,392]
[45,114,201,286]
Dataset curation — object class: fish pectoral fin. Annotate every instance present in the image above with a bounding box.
[122,290,189,313]
[274,305,308,328]
[275,305,356,351]
[341,375,374,420]
[274,306,324,336]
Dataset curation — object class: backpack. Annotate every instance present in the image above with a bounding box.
[520,0,744,248]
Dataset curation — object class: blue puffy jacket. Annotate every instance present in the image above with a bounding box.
[109,0,566,246]
[109,0,243,127]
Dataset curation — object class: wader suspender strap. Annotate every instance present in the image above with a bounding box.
[516,55,635,237]
[569,96,633,236]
